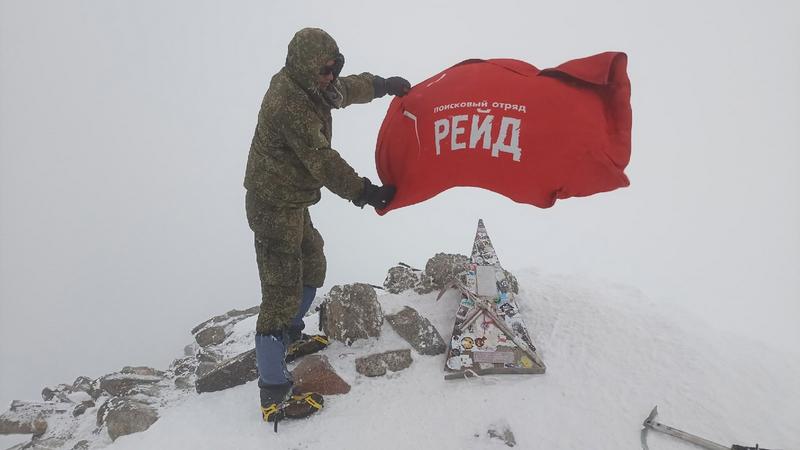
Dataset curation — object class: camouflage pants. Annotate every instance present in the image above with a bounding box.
[245,191,326,334]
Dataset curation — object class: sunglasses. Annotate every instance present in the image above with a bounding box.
[319,53,345,78]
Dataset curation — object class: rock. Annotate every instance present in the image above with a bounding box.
[183,342,199,357]
[384,264,424,294]
[385,306,447,355]
[321,283,383,345]
[0,412,48,435]
[488,424,517,447]
[0,401,68,435]
[424,253,470,290]
[174,376,193,390]
[23,436,68,449]
[291,355,350,395]
[121,366,163,377]
[195,326,227,347]
[40,385,71,403]
[99,373,161,397]
[72,400,95,417]
[194,362,218,378]
[191,306,260,335]
[70,377,103,401]
[103,399,158,441]
[197,349,223,364]
[355,349,413,377]
[195,349,258,394]
[170,357,198,377]
[72,440,90,450]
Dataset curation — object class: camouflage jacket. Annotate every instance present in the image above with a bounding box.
[244,28,379,208]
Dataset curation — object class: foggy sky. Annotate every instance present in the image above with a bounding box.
[1,0,798,411]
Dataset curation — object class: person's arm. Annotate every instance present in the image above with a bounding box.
[336,73,378,108]
[337,73,412,107]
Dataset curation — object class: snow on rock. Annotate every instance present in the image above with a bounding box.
[107,268,800,450]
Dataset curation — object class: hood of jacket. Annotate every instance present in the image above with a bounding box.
[284,28,343,106]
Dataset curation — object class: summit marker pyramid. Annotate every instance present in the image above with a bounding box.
[441,219,546,379]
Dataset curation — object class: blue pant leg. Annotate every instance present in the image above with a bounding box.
[289,286,317,337]
[254,333,291,386]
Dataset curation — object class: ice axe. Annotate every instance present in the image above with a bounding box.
[641,406,775,450]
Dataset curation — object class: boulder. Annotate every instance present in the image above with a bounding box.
[169,356,198,377]
[174,376,193,390]
[70,377,103,401]
[385,307,447,355]
[72,400,95,418]
[291,355,350,395]
[194,362,218,379]
[191,305,260,335]
[72,440,90,450]
[384,264,424,294]
[99,373,162,397]
[0,413,48,436]
[195,349,258,394]
[0,401,68,435]
[194,326,227,347]
[424,253,470,290]
[321,283,383,345]
[40,385,71,403]
[355,349,413,377]
[103,398,158,441]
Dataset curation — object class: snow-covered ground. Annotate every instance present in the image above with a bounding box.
[99,269,799,450]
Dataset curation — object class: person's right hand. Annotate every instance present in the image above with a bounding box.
[353,178,396,210]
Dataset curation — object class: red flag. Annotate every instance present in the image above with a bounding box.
[375,52,632,214]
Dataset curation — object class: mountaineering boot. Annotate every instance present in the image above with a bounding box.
[259,382,324,432]
[285,334,330,363]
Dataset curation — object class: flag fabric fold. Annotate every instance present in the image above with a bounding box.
[374,52,632,215]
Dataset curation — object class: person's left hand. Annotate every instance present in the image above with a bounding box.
[385,76,411,96]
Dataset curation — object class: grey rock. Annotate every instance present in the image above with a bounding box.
[104,399,158,441]
[121,366,164,377]
[196,349,223,364]
[174,376,193,390]
[321,283,383,345]
[488,425,516,447]
[194,362,218,378]
[0,413,48,436]
[195,349,258,394]
[99,373,161,397]
[191,306,260,335]
[72,400,95,418]
[183,342,199,357]
[1,401,69,435]
[22,436,68,449]
[70,377,102,401]
[170,356,198,377]
[424,253,470,290]
[195,326,227,347]
[71,440,90,450]
[355,349,413,377]
[40,385,71,403]
[385,306,447,355]
[383,264,424,294]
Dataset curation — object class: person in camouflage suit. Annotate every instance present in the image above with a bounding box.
[244,27,410,428]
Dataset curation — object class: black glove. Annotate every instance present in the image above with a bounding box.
[373,76,411,98]
[353,177,396,210]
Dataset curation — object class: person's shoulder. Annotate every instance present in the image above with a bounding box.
[265,72,315,116]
